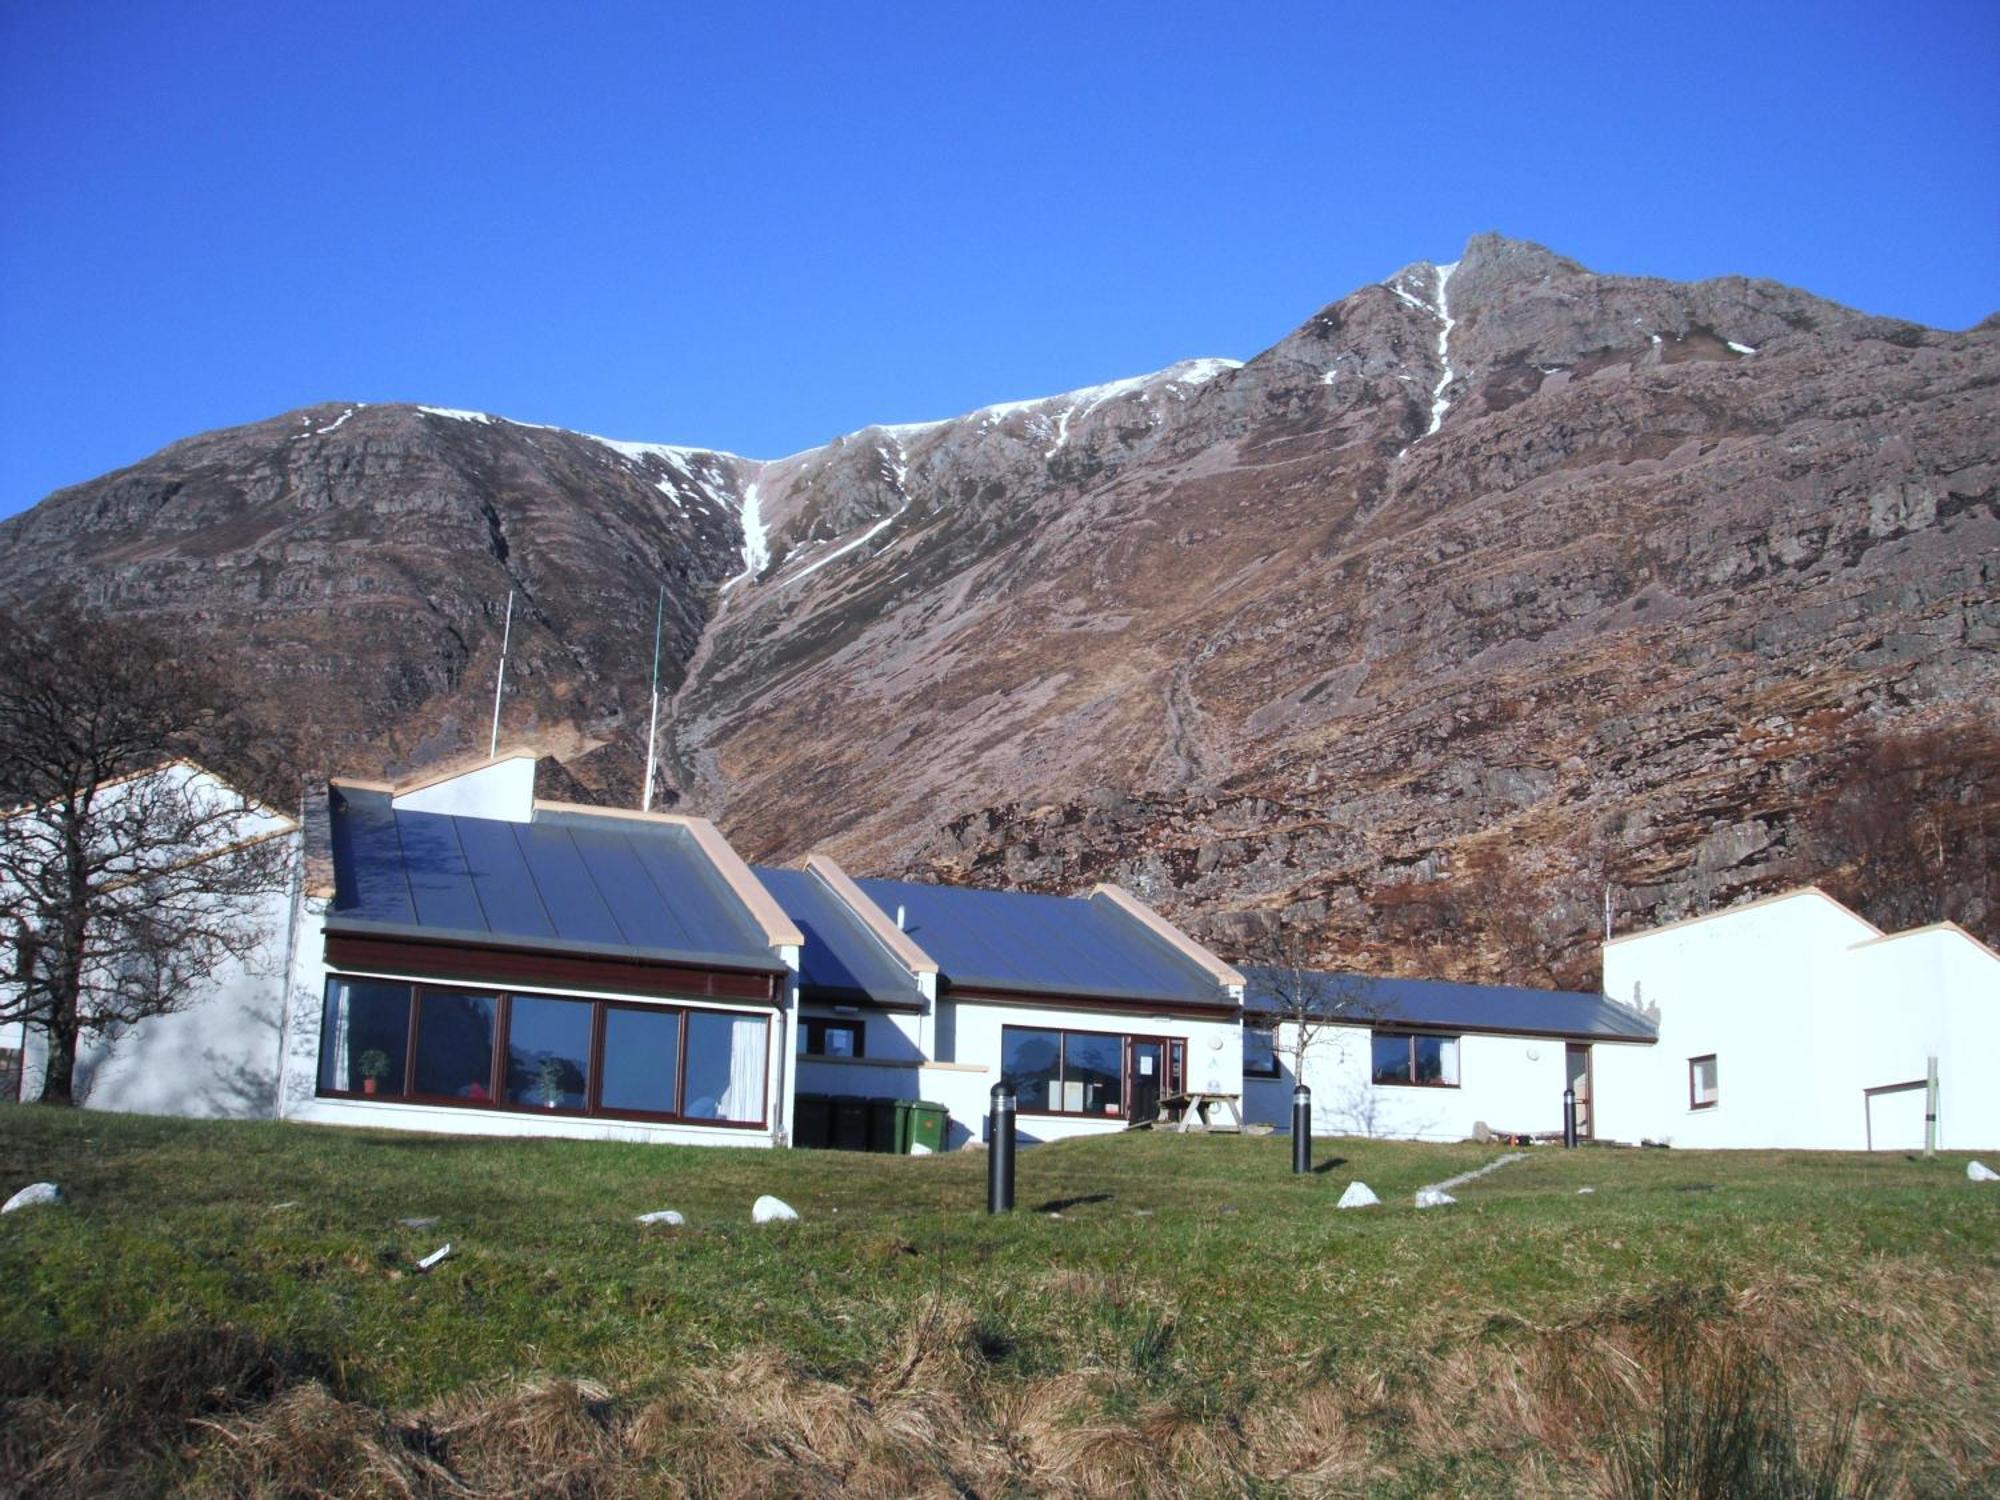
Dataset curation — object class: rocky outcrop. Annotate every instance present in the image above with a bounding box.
[2,236,1994,980]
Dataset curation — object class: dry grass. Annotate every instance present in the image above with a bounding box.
[8,1267,1990,1499]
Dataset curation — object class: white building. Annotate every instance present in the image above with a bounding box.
[1593,888,2000,1150]
[1237,968,1657,1142]
[2,760,299,1115]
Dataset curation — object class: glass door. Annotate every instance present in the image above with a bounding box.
[1128,1038,1166,1124]
[1565,1043,1593,1139]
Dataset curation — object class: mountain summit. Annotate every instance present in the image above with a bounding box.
[3,235,1993,977]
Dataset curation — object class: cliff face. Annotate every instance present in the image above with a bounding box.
[5,235,1995,979]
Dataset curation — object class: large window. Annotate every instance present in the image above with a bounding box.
[1371,1031,1460,1088]
[316,978,768,1126]
[1243,1022,1279,1079]
[1689,1054,1719,1110]
[1001,1025,1180,1118]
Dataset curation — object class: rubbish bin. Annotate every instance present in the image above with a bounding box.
[793,1093,832,1150]
[830,1097,871,1152]
[867,1097,905,1154]
[905,1101,949,1155]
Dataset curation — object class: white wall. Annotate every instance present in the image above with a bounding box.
[1595,891,2000,1150]
[390,757,536,821]
[1240,1022,1598,1142]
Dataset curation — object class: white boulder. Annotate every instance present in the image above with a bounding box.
[1336,1181,1379,1209]
[1576,1187,1596,1195]
[636,1209,686,1226]
[1969,1161,1998,1183]
[1414,1187,1457,1209]
[2,1183,62,1214]
[752,1194,799,1223]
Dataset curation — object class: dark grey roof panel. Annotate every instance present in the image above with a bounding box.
[326,787,782,974]
[853,876,1225,1007]
[1240,966,1656,1042]
[753,866,925,1007]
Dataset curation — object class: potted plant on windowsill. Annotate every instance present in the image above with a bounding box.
[358,1050,391,1096]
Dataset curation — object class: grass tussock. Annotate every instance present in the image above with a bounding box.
[5,1270,1991,1499]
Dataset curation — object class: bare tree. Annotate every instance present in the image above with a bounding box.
[1234,922,1385,1086]
[0,607,294,1104]
[1796,721,1999,943]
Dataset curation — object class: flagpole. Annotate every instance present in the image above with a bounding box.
[641,586,665,811]
[489,589,514,758]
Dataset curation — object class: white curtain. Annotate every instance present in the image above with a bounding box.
[719,1015,767,1122]
[318,982,351,1091]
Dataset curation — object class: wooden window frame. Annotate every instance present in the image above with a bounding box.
[315,975,772,1130]
[1370,1029,1462,1089]
[798,1017,866,1059]
[1002,1022,1184,1121]
[1688,1053,1719,1111]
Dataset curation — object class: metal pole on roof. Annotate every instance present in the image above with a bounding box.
[489,590,514,758]
[641,586,665,812]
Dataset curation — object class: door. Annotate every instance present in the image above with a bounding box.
[1129,1038,1166,1124]
[1565,1044,1593,1139]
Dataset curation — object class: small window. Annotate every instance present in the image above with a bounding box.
[797,1018,864,1058]
[1371,1030,1460,1088]
[1689,1054,1719,1110]
[1243,1023,1279,1079]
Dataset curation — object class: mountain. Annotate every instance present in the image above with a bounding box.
[4,234,1995,981]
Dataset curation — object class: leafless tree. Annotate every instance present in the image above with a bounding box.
[1233,921,1386,1086]
[0,607,294,1104]
[1796,721,1999,943]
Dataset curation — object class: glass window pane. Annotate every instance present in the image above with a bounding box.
[1413,1035,1458,1085]
[1371,1032,1410,1084]
[1692,1056,1718,1105]
[413,991,498,1101]
[601,1007,680,1114]
[1244,1026,1277,1077]
[505,995,592,1110]
[1001,1027,1062,1112]
[682,1010,768,1123]
[318,978,410,1095]
[823,1024,858,1058]
[1064,1033,1123,1116]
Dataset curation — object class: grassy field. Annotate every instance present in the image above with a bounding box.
[1,1107,1995,1497]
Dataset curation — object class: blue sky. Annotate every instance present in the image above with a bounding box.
[2,1,1995,518]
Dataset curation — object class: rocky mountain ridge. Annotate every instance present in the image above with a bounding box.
[4,233,1994,981]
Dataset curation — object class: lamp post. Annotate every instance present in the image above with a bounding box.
[1292,1085,1312,1174]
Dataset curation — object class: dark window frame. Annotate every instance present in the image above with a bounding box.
[315,975,771,1129]
[1370,1029,1463,1089]
[1688,1053,1719,1111]
[1001,1023,1185,1120]
[1243,1020,1281,1079]
[797,1017,865,1058]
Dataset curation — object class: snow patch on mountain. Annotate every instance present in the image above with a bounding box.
[723,482,768,591]
[868,358,1240,446]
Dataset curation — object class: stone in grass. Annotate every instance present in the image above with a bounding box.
[1576,1187,1597,1195]
[636,1209,686,1226]
[1970,1161,1998,1183]
[398,1216,439,1230]
[2,1183,62,1214]
[752,1195,799,1223]
[1336,1181,1379,1209]
[1414,1187,1457,1209]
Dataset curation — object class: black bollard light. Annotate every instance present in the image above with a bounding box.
[1292,1084,1312,1174]
[1562,1087,1578,1150]
[987,1081,1016,1213]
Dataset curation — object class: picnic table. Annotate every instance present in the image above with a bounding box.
[1156,1090,1244,1134]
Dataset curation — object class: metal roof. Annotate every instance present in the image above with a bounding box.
[1240,966,1656,1042]
[752,865,925,1008]
[326,786,784,973]
[852,875,1230,1007]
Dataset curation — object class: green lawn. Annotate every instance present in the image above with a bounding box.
[2,1107,1995,1496]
